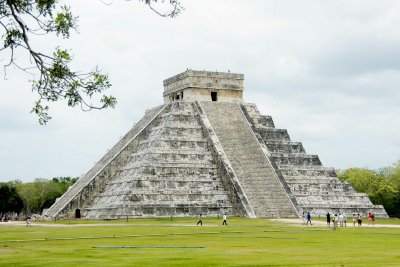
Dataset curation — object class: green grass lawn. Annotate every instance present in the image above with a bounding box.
[1,217,399,266]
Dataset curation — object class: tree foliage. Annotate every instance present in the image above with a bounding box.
[0,182,23,217]
[337,162,400,217]
[0,0,182,124]
[16,176,77,214]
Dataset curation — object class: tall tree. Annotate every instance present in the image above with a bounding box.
[0,183,23,217]
[0,0,182,124]
[386,162,400,217]
[338,165,399,217]
[15,177,75,213]
[16,182,37,214]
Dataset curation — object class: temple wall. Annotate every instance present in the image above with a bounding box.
[163,70,244,103]
[163,88,243,103]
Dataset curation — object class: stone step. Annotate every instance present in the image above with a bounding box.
[139,137,208,145]
[241,103,276,128]
[278,165,337,177]
[109,174,222,182]
[130,153,213,162]
[257,128,291,141]
[265,141,306,154]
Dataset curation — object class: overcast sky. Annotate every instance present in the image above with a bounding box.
[1,0,399,182]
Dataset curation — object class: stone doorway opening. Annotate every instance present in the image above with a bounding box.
[75,209,81,218]
[211,92,218,101]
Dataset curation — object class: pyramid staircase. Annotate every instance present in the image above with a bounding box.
[199,102,298,218]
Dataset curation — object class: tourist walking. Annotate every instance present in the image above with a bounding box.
[342,213,347,227]
[357,213,362,226]
[222,214,227,225]
[333,214,339,230]
[339,213,343,227]
[306,212,312,225]
[326,212,331,226]
[26,217,31,227]
[352,214,356,227]
[367,213,372,225]
[196,214,203,226]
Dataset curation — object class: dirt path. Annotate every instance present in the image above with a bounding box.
[270,218,400,228]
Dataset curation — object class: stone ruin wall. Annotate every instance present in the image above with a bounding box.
[164,88,243,103]
[163,70,244,104]
[163,70,244,93]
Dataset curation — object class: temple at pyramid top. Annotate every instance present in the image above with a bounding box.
[163,70,244,103]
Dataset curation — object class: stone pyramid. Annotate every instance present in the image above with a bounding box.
[44,70,388,219]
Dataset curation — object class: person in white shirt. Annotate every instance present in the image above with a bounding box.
[222,214,227,225]
[339,213,344,227]
[333,214,339,229]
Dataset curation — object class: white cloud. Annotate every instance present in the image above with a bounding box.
[0,0,399,181]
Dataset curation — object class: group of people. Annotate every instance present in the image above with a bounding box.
[196,213,228,226]
[196,211,375,227]
[326,212,347,228]
[352,213,376,226]
[303,211,376,228]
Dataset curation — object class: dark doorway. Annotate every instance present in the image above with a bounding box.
[211,92,218,101]
[75,209,81,219]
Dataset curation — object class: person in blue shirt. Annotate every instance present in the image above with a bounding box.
[306,211,312,225]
